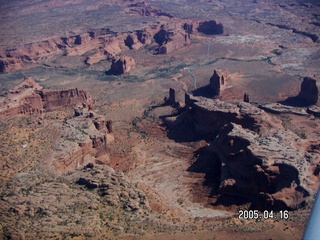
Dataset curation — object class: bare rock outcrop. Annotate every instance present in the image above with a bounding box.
[153,24,189,55]
[127,3,174,18]
[73,164,149,210]
[164,91,313,210]
[0,29,123,72]
[209,70,225,97]
[281,76,319,107]
[197,20,224,35]
[0,77,44,116]
[183,23,193,34]
[153,26,173,46]
[210,122,310,210]
[124,35,135,49]
[0,77,94,116]
[307,105,320,117]
[297,77,318,105]
[177,93,267,138]
[260,103,308,116]
[0,57,25,73]
[243,93,250,103]
[108,56,135,75]
[52,104,112,172]
[136,30,152,45]
[40,88,94,111]
[163,88,179,106]
[124,34,145,50]
[0,21,194,72]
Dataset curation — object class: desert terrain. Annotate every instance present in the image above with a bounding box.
[0,0,319,239]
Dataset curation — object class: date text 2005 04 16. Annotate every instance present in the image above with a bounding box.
[238,210,289,220]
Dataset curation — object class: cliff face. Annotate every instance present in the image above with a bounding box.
[52,106,111,172]
[197,20,224,35]
[153,25,189,55]
[0,29,123,73]
[0,77,94,116]
[211,122,310,210]
[0,18,224,73]
[185,94,266,137]
[165,91,313,210]
[108,56,135,75]
[1,94,44,116]
[40,88,94,111]
[298,77,318,105]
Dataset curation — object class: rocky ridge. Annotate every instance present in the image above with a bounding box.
[0,77,94,116]
[0,164,150,239]
[0,77,114,173]
[163,85,318,210]
[51,105,112,172]
[0,18,224,73]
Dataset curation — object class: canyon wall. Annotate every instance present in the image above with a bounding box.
[0,77,94,116]
[165,91,313,210]
[0,18,223,73]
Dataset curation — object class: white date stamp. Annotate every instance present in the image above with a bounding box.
[238,210,289,220]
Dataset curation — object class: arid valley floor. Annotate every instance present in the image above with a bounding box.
[0,0,320,239]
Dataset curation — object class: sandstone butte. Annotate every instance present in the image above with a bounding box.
[0,77,94,116]
[162,72,319,211]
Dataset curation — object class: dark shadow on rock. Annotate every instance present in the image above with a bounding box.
[104,69,115,75]
[158,107,184,119]
[192,85,216,98]
[187,147,221,196]
[164,118,218,143]
[279,96,312,107]
[279,77,318,107]
[212,194,251,207]
[197,20,224,35]
[162,119,196,142]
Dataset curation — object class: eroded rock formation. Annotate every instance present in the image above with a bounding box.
[183,23,193,34]
[74,164,149,210]
[124,35,135,49]
[182,94,266,137]
[211,122,310,210]
[127,3,174,18]
[154,26,173,46]
[52,104,112,172]
[0,28,124,72]
[0,19,203,72]
[136,30,151,45]
[0,77,94,116]
[153,24,190,55]
[260,103,308,116]
[209,70,226,97]
[164,91,314,210]
[40,88,93,111]
[197,20,224,35]
[282,76,319,107]
[243,93,250,103]
[298,77,318,105]
[108,56,135,75]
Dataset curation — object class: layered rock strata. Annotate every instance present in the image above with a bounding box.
[164,91,314,210]
[0,18,223,72]
[108,56,135,75]
[210,122,310,210]
[52,104,113,172]
[0,77,94,116]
